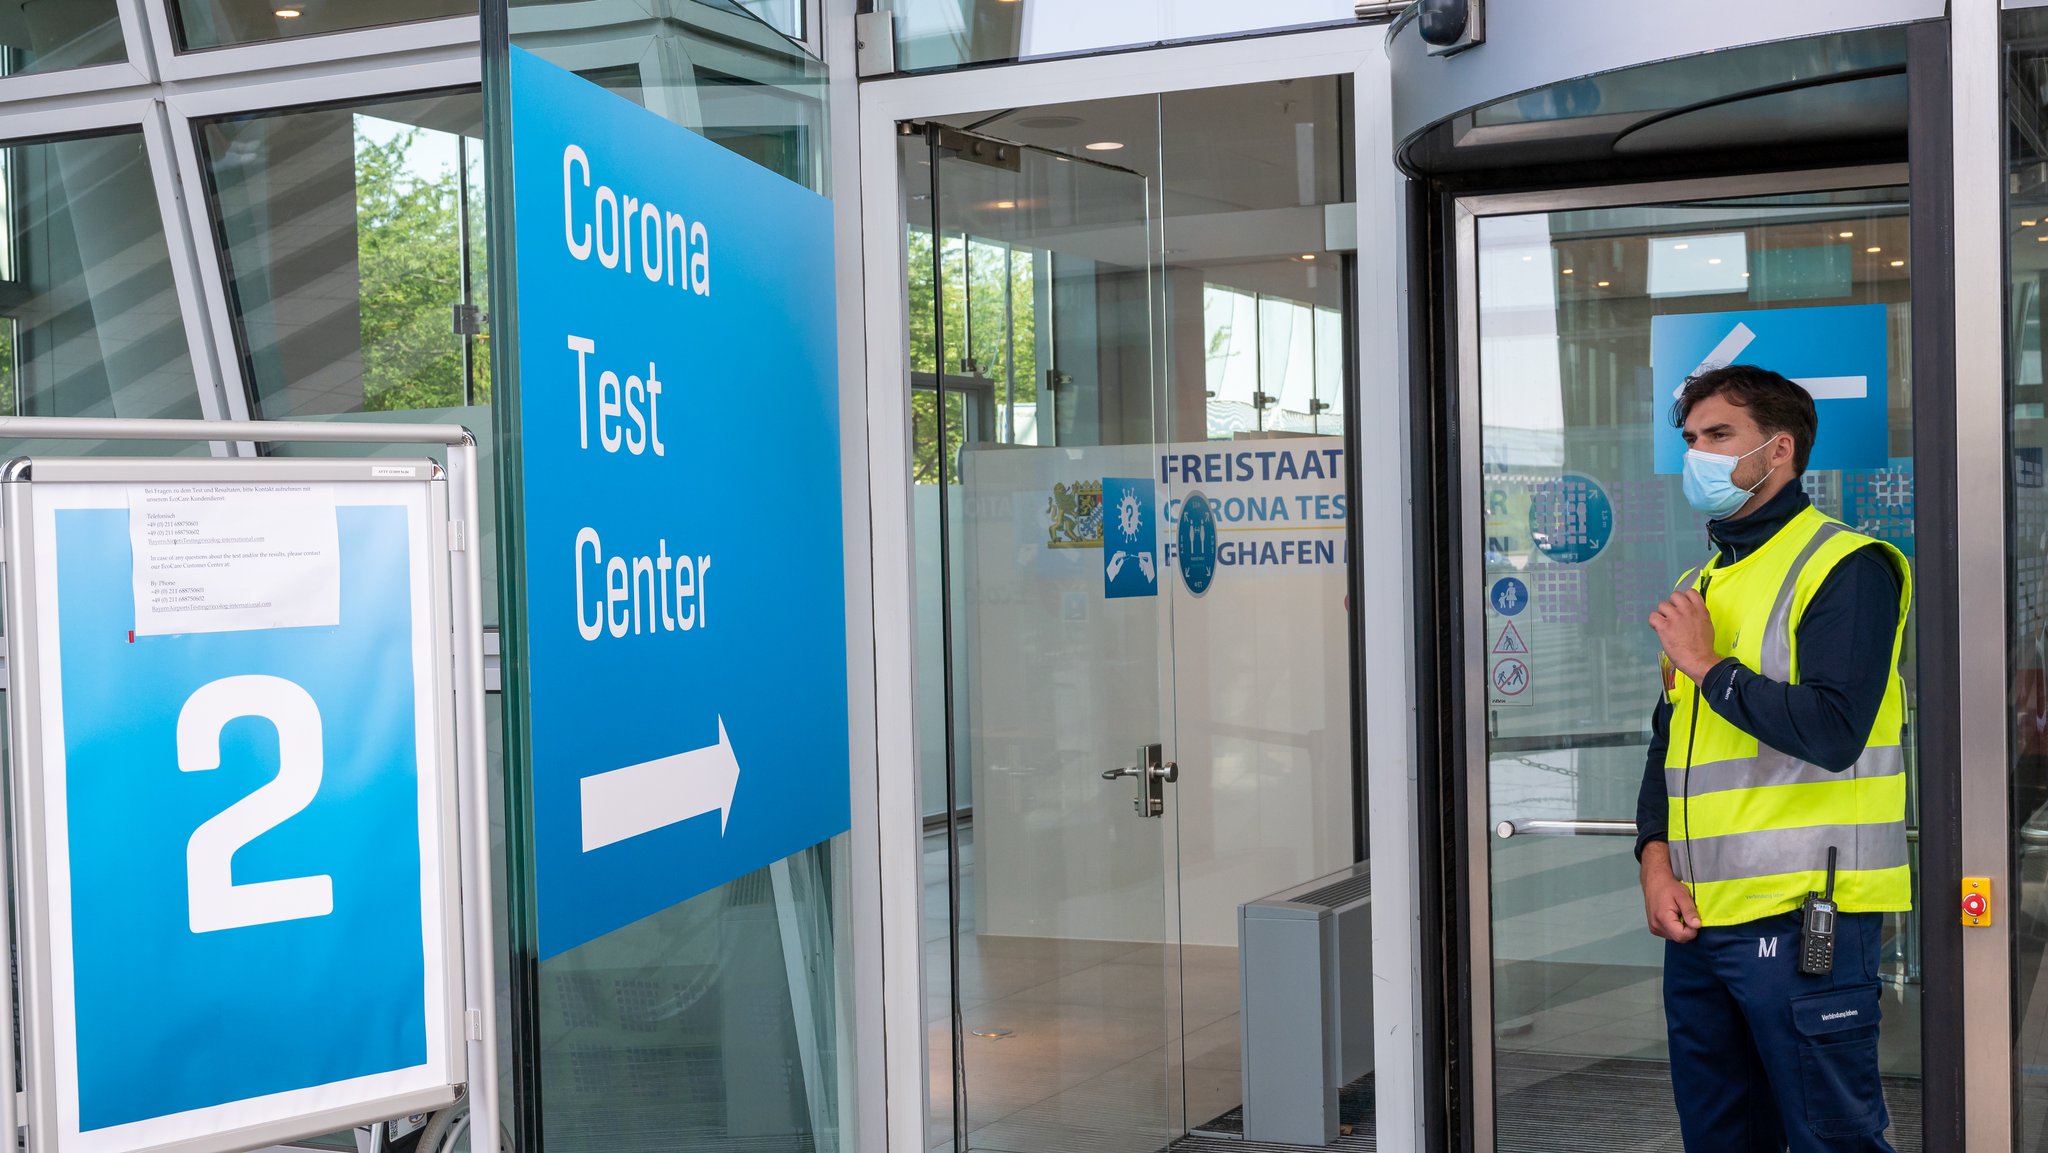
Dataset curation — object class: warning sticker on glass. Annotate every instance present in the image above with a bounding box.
[127,482,341,636]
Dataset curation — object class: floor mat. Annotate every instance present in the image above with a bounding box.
[1176,1074,1375,1151]
[1169,1056,1923,1152]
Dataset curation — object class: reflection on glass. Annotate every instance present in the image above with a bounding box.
[203,92,488,419]
[1476,189,1920,1145]
[1470,26,1905,130]
[0,132,199,425]
[171,0,471,52]
[0,1,123,75]
[538,846,846,1153]
[732,0,803,42]
[908,226,1043,482]
[511,0,828,195]
[202,93,496,613]
[883,0,1353,73]
[2006,10,2048,1148]
[1203,286,1343,436]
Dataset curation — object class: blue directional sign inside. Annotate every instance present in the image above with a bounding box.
[51,505,432,1130]
[1102,477,1159,599]
[507,49,850,959]
[1651,303,1889,474]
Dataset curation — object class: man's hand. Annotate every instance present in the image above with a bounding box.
[1649,589,1719,684]
[1640,842,1702,943]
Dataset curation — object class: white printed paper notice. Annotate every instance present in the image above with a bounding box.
[128,482,342,636]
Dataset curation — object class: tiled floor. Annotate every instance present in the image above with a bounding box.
[924,824,1249,1152]
[925,823,1927,1152]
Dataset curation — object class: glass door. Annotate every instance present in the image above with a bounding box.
[1462,183,1924,1150]
[912,124,1186,1153]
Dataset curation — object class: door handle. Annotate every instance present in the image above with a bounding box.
[1101,744,1174,818]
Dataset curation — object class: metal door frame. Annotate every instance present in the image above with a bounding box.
[853,23,1411,1153]
[1447,153,1994,1150]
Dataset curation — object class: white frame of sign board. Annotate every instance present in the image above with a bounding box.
[0,418,499,1153]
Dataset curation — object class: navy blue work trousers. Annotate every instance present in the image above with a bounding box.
[1663,910,1895,1152]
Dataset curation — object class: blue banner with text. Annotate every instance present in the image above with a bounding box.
[508,48,851,960]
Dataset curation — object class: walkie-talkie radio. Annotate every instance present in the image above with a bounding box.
[1798,846,1839,976]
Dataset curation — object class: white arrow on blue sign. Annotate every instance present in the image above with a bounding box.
[1677,321,1867,401]
[580,719,741,851]
[1651,303,1890,474]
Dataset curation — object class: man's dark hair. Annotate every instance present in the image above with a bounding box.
[1670,363,1818,474]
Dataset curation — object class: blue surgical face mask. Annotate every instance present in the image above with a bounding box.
[1681,437,1779,519]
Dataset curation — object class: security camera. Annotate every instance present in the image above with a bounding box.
[1418,0,1483,55]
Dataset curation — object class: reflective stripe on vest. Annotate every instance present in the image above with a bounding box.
[1663,505,1912,925]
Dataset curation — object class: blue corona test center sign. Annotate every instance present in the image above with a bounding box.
[506,49,851,959]
[1651,303,1890,474]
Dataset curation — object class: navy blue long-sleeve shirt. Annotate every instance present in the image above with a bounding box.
[1633,482,1904,861]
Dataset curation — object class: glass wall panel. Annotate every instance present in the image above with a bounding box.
[171,0,472,52]
[907,76,1360,1144]
[487,4,851,1151]
[0,130,202,439]
[200,90,497,615]
[2007,11,2048,1149]
[511,0,827,194]
[0,1,124,75]
[1476,188,1920,1145]
[203,92,487,420]
[883,0,1353,73]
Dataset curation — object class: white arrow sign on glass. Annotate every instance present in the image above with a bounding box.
[580,717,741,851]
[1673,321,1867,402]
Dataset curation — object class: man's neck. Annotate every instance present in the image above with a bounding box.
[1709,481,1809,564]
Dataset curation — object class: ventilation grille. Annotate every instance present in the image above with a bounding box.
[1293,872,1373,910]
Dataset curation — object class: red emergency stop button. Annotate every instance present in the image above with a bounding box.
[1962,877,1993,927]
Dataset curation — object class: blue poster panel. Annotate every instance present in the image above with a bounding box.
[506,49,851,960]
[1102,477,1159,599]
[1650,303,1890,474]
[23,480,456,1153]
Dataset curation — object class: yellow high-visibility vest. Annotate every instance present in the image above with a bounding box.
[1663,504,1913,926]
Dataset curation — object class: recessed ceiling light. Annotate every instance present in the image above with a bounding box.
[275,5,302,14]
[992,200,1016,209]
[1707,258,1723,265]
[1741,272,1751,278]
[1521,255,1533,262]
[1300,254,1317,261]
[1838,231,1855,238]
[1673,243,1690,251]
[1560,268,1574,275]
[1596,280,1611,287]
[2028,220,2041,227]
[1890,259,1906,267]
[1084,141,1124,152]
[1866,246,1881,254]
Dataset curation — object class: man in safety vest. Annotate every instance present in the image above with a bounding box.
[1636,363,1911,1152]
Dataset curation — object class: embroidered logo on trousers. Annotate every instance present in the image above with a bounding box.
[1758,937,1778,958]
